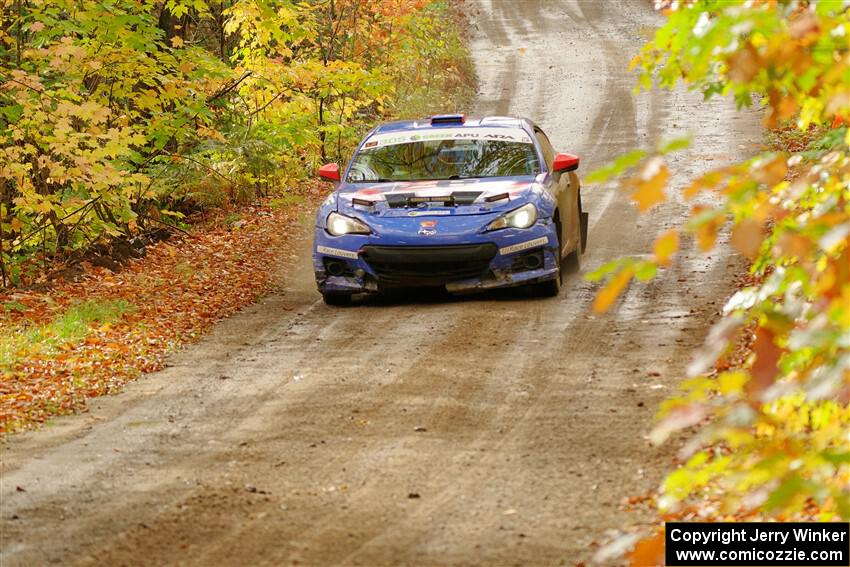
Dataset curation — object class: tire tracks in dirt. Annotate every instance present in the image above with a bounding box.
[1,1,762,566]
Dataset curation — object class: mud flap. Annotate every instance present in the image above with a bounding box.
[580,211,589,253]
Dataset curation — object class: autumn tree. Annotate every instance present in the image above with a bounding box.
[589,0,849,535]
[0,0,468,285]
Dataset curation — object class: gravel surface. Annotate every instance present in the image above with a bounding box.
[0,1,761,565]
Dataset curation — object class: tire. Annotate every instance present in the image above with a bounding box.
[322,293,351,306]
[564,220,583,273]
[534,275,560,297]
[533,229,561,297]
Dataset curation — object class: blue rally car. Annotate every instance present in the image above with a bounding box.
[312,114,588,305]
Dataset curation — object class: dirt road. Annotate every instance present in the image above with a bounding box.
[1,1,760,565]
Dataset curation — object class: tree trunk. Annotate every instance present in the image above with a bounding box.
[318,96,326,162]
[158,5,178,40]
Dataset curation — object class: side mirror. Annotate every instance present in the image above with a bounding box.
[318,163,340,182]
[553,153,580,173]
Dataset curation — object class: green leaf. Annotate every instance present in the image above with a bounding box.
[634,261,657,281]
[657,136,691,155]
[765,474,807,511]
[585,257,635,282]
[820,451,850,465]
[585,150,647,184]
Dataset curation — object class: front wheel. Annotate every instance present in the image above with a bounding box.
[534,275,560,297]
[564,222,583,273]
[322,293,351,306]
[533,239,561,297]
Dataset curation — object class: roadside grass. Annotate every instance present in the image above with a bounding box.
[270,194,306,209]
[0,300,134,370]
[0,196,317,435]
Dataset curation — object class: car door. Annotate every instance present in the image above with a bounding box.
[533,127,579,256]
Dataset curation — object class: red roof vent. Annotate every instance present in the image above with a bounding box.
[430,114,466,125]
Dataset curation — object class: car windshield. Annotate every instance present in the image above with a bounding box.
[347,131,541,182]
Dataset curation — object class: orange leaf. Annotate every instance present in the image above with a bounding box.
[730,218,764,259]
[727,43,762,83]
[747,329,783,399]
[631,157,670,212]
[683,169,731,200]
[629,530,665,567]
[692,206,722,252]
[752,155,788,186]
[594,267,634,313]
[653,229,679,267]
[777,96,798,122]
[789,10,819,39]
[775,233,812,259]
[696,224,718,251]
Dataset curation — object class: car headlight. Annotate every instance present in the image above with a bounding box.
[326,212,371,236]
[486,203,538,231]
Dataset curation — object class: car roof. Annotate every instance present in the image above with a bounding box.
[372,115,536,134]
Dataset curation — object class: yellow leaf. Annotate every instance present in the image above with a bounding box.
[171,36,184,48]
[594,267,634,313]
[718,371,748,395]
[197,125,225,142]
[631,157,669,212]
[653,229,679,267]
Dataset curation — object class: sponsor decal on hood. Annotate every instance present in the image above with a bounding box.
[341,178,536,206]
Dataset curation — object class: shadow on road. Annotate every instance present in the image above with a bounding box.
[344,271,586,307]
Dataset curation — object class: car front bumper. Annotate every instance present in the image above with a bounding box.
[313,222,560,295]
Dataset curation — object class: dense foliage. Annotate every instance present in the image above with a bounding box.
[0,0,471,285]
[588,0,849,528]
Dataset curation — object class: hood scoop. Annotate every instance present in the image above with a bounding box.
[384,191,483,208]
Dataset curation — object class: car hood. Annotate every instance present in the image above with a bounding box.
[336,176,543,218]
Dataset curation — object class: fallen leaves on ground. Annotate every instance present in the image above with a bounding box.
[0,192,320,435]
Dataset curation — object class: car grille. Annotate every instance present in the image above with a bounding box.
[361,244,497,286]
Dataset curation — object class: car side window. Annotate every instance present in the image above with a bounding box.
[534,129,555,172]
